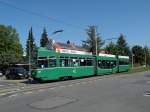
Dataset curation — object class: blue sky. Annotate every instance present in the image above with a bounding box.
[0,0,150,49]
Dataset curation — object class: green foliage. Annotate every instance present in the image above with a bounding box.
[132,45,145,65]
[0,25,23,67]
[40,28,48,47]
[116,34,131,56]
[26,27,37,64]
[143,46,150,66]
[82,26,104,54]
[105,42,118,55]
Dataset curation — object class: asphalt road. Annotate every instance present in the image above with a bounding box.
[0,71,150,112]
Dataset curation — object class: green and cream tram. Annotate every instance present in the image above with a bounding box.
[31,47,130,81]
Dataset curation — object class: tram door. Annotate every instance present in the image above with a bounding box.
[93,56,97,75]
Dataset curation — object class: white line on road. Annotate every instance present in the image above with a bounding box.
[0,85,4,87]
[8,94,18,98]
[87,81,93,83]
[81,82,87,84]
[38,89,45,92]
[0,93,6,96]
[146,81,150,84]
[59,86,66,88]
[24,91,33,95]
[49,87,56,90]
[75,82,81,85]
[8,84,14,86]
[68,84,73,87]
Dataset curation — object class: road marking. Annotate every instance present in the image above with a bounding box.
[38,89,45,92]
[59,86,66,88]
[68,84,73,87]
[144,92,150,97]
[81,82,87,84]
[0,93,6,96]
[16,88,21,91]
[49,87,56,90]
[0,85,4,87]
[8,94,18,98]
[24,91,33,94]
[88,81,93,83]
[8,84,14,86]
[75,82,81,85]
[146,81,150,84]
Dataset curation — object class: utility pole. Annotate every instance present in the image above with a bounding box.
[144,49,147,67]
[28,39,31,76]
[132,52,134,69]
[94,26,97,56]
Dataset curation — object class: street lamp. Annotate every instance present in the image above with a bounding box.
[47,29,64,49]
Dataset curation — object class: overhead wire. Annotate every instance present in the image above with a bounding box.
[0,0,83,29]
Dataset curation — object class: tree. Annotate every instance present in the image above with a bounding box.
[67,40,71,44]
[82,26,104,54]
[143,46,150,66]
[40,28,49,47]
[132,45,145,65]
[116,34,131,56]
[26,27,37,64]
[0,25,23,69]
[105,42,118,55]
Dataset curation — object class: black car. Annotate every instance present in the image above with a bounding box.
[5,67,28,79]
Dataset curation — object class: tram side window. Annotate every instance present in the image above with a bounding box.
[38,57,48,68]
[98,60,105,68]
[105,61,111,69]
[86,58,93,66]
[80,58,86,66]
[98,60,103,68]
[110,61,116,68]
[49,57,56,67]
[98,60,112,69]
[119,60,129,65]
[60,57,69,67]
[70,57,79,67]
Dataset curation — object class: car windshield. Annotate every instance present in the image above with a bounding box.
[15,68,25,74]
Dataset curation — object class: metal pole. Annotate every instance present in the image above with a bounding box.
[132,52,134,69]
[29,40,31,76]
[94,27,97,56]
[145,49,146,67]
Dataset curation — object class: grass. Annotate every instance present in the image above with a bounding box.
[123,66,150,74]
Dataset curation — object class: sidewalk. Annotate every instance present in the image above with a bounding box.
[0,76,6,80]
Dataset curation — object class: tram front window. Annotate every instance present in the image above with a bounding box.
[38,57,48,68]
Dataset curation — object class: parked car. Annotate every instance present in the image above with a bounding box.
[5,67,28,79]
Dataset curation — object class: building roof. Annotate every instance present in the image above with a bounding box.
[54,42,88,51]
